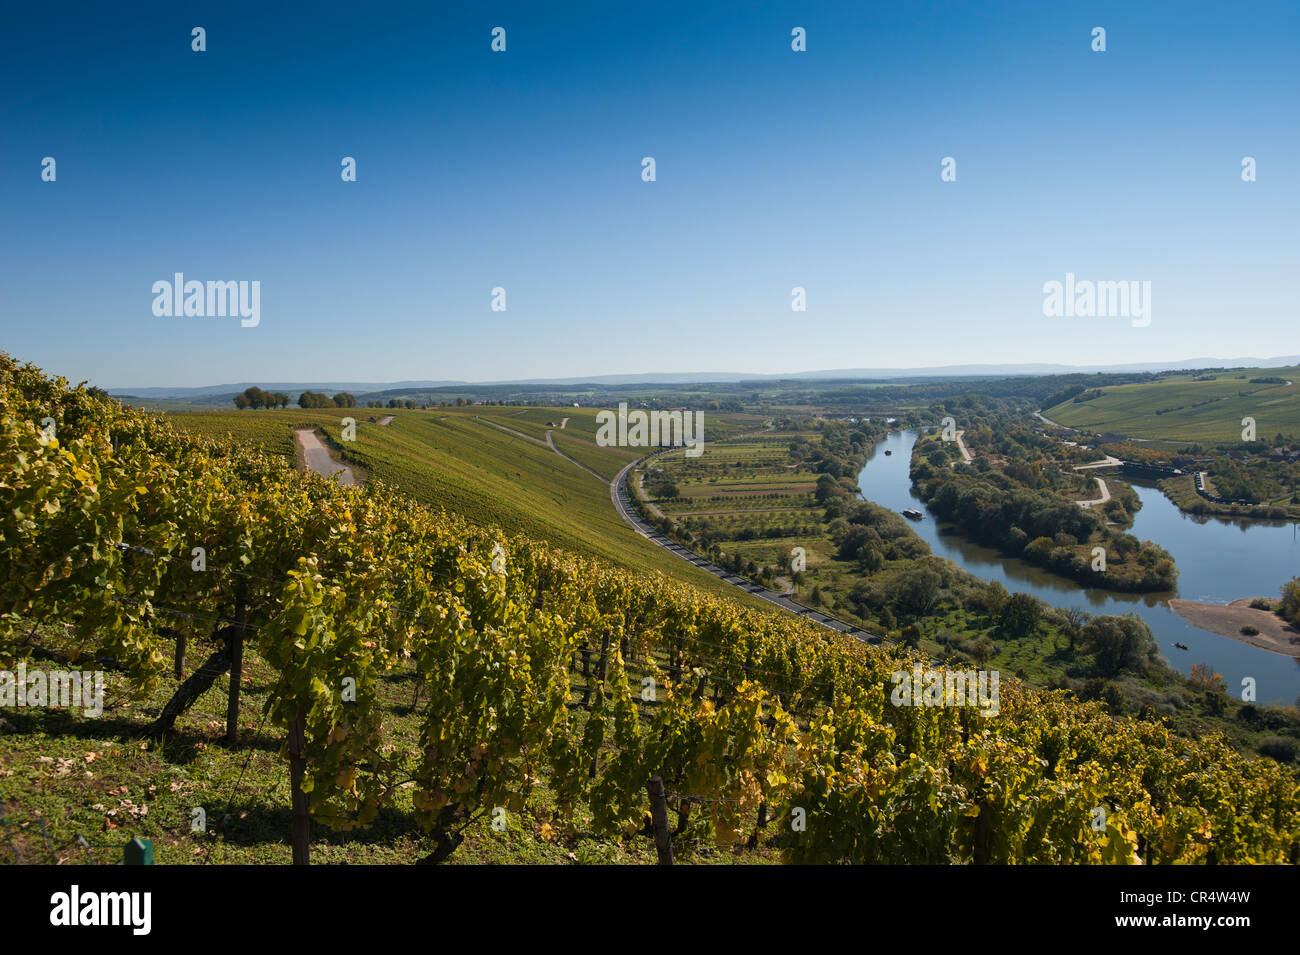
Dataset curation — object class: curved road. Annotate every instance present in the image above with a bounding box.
[609,456,882,646]
[1076,475,1111,508]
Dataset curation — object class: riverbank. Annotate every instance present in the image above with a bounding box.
[1166,598,1300,659]
[1158,474,1300,522]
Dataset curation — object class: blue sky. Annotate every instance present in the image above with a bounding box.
[1,1,1296,388]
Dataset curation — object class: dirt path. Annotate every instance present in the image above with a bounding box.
[559,417,569,429]
[475,415,609,484]
[377,415,395,426]
[545,429,608,484]
[1167,599,1300,658]
[1075,476,1111,508]
[476,416,548,446]
[295,428,358,486]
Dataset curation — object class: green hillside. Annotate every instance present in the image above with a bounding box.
[168,405,764,602]
[1045,368,1300,444]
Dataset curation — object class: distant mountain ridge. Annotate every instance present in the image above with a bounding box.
[111,356,1300,399]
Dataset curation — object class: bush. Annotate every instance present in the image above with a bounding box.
[1240,625,1260,636]
[1257,737,1298,764]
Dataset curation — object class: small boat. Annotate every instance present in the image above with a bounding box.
[901,508,924,521]
[1173,642,1188,651]
[884,449,892,456]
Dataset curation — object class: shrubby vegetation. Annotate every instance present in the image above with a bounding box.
[908,424,1176,592]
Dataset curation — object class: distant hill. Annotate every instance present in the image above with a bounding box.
[113,380,462,399]
[111,356,1300,400]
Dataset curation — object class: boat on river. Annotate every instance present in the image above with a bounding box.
[901,508,924,521]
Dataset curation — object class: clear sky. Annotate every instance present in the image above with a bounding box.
[1,1,1296,388]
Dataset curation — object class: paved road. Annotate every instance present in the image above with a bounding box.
[1076,475,1111,508]
[1034,410,1071,430]
[952,430,973,464]
[296,428,357,486]
[609,457,882,646]
[1074,454,1122,470]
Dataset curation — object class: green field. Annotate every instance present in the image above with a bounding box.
[167,405,766,603]
[1044,368,1300,443]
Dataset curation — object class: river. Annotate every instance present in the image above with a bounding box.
[857,430,1300,705]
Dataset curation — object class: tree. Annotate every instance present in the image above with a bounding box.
[241,386,269,409]
[981,581,1009,618]
[1083,615,1158,677]
[858,543,885,573]
[897,568,941,615]
[1024,536,1055,563]
[968,636,994,665]
[648,480,678,499]
[1279,578,1300,625]
[999,592,1041,638]
[1188,662,1226,692]
[333,392,356,408]
[1061,606,1089,653]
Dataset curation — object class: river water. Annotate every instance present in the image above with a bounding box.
[857,430,1300,705]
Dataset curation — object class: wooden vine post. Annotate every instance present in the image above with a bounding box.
[288,715,311,865]
[646,776,674,865]
[225,582,248,745]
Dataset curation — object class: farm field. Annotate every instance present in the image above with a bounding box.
[1045,367,1300,443]
[651,434,823,564]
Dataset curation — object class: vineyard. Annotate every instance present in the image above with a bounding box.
[1044,368,1300,444]
[3,354,1299,864]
